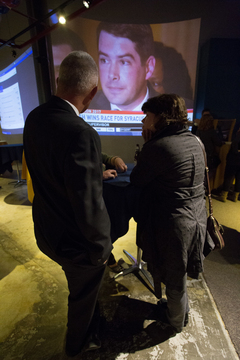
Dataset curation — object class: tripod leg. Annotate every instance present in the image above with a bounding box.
[139,267,155,289]
[118,247,155,292]
[114,264,139,280]
[123,249,138,265]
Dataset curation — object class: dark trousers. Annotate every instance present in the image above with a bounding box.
[166,274,189,332]
[223,164,240,192]
[34,226,106,348]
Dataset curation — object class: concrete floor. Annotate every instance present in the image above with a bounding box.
[0,171,239,360]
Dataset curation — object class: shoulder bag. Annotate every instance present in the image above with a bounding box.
[194,135,225,254]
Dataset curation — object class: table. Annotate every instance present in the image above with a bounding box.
[103,164,155,292]
[103,164,139,242]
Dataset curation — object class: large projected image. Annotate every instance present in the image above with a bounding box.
[52,18,200,136]
[0,47,39,142]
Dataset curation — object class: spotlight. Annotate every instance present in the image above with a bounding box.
[83,1,91,8]
[58,11,66,24]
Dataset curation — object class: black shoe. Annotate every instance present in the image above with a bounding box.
[184,312,189,327]
[84,312,103,352]
[108,258,128,273]
[84,332,101,352]
[65,337,86,357]
[65,331,101,357]
[65,303,103,357]
[65,327,95,357]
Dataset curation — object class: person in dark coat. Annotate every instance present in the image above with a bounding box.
[23,51,112,357]
[192,108,211,135]
[196,113,222,183]
[216,127,240,202]
[130,94,207,334]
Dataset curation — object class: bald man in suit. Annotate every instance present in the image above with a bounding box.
[24,51,112,357]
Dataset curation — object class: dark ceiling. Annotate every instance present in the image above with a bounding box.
[0,0,209,50]
[0,0,239,69]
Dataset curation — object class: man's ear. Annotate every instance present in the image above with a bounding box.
[83,86,98,105]
[145,56,156,80]
[89,86,98,100]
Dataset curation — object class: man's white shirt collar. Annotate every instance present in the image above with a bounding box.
[110,87,149,112]
[63,99,80,116]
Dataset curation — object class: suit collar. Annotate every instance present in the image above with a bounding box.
[50,96,77,116]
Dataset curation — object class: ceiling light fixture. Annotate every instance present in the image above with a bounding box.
[83,1,91,8]
[58,10,66,24]
[58,15,66,24]
[0,0,107,50]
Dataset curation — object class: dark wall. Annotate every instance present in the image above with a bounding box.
[195,39,240,127]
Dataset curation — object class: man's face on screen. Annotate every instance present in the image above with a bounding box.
[98,31,153,111]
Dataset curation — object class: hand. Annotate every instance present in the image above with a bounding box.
[113,157,127,173]
[142,129,153,142]
[103,169,117,180]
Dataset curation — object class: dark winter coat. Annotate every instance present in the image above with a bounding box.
[130,124,207,297]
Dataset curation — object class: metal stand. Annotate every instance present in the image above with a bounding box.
[114,247,155,292]
[8,161,26,187]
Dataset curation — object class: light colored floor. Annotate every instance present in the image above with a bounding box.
[0,171,239,360]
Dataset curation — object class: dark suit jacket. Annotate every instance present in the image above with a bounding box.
[89,85,158,110]
[23,96,112,266]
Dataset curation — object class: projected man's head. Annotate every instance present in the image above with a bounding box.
[97,23,155,111]
[51,27,86,80]
[149,42,193,103]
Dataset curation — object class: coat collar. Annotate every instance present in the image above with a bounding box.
[151,123,189,141]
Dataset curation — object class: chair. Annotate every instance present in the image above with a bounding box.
[212,119,236,189]
[8,160,26,187]
[213,118,236,142]
[21,151,34,202]
[0,143,25,186]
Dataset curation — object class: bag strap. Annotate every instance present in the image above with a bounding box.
[193,135,213,216]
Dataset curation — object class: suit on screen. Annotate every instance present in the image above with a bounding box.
[89,85,158,110]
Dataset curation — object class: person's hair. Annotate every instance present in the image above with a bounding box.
[58,51,98,95]
[201,108,211,116]
[198,114,214,131]
[142,94,188,130]
[96,22,154,65]
[153,41,193,100]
